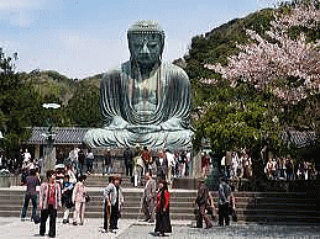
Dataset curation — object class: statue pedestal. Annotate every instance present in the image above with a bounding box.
[42,139,56,177]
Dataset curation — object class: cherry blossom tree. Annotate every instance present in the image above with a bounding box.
[204,0,320,104]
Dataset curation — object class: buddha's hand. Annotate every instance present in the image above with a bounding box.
[126,125,162,133]
[109,117,129,129]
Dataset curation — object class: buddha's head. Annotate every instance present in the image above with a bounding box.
[127,20,165,66]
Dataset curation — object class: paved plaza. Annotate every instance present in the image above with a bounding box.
[0,217,319,239]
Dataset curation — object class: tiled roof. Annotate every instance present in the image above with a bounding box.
[26,127,90,145]
[281,130,317,148]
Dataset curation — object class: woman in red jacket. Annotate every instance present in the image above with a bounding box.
[155,179,172,236]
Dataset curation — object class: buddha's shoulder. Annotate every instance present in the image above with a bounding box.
[101,64,123,79]
[163,61,189,79]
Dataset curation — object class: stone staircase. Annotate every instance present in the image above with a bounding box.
[0,186,319,224]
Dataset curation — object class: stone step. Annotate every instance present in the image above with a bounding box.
[1,188,319,223]
[2,209,319,222]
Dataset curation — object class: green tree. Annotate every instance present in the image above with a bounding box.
[66,79,100,127]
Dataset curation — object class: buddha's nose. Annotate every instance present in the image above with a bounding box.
[140,43,150,54]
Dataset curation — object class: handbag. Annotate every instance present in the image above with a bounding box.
[33,214,41,224]
[231,208,237,222]
[85,194,90,203]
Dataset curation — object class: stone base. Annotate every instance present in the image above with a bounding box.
[172,177,198,190]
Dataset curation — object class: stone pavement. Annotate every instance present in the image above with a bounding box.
[0,217,319,239]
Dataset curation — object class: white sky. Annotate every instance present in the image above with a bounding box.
[0,0,285,79]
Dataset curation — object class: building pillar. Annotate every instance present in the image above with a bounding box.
[42,139,56,177]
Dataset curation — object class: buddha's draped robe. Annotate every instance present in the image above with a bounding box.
[83,61,193,150]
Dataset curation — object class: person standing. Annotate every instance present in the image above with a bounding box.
[142,171,157,223]
[195,178,214,229]
[87,149,94,174]
[218,176,232,227]
[123,147,133,177]
[156,150,168,181]
[104,175,124,232]
[72,175,87,226]
[21,166,41,221]
[39,170,62,238]
[155,180,172,236]
[104,149,112,175]
[61,175,74,224]
[201,152,210,177]
[78,149,85,176]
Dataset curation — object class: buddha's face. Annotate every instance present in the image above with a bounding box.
[129,33,163,65]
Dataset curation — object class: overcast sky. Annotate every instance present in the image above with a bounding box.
[0,0,282,79]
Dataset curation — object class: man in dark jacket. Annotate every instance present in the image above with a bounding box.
[123,147,133,176]
[156,150,168,181]
[195,178,214,229]
[21,166,41,221]
[218,176,232,226]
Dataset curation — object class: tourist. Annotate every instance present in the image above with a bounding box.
[156,150,168,181]
[179,150,187,177]
[39,170,62,238]
[142,171,157,223]
[86,149,94,174]
[195,178,214,229]
[141,146,152,175]
[286,158,294,181]
[65,165,77,184]
[123,147,133,177]
[154,179,172,236]
[265,158,273,179]
[201,152,210,177]
[104,149,112,175]
[20,165,41,221]
[61,175,74,224]
[103,176,113,232]
[104,175,124,232]
[185,151,191,177]
[173,151,179,177]
[218,175,232,226]
[72,174,87,226]
[78,149,85,176]
[166,149,175,183]
[278,157,286,179]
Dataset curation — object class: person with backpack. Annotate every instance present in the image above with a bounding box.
[195,178,215,229]
[61,175,74,224]
[218,175,233,226]
[20,166,41,222]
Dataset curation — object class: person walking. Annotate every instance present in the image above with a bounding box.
[218,176,232,226]
[142,171,157,223]
[72,175,87,226]
[195,178,214,229]
[155,180,172,237]
[141,147,152,175]
[104,175,124,232]
[21,166,41,221]
[39,170,62,238]
[123,147,133,177]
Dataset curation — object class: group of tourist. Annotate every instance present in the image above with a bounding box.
[264,157,318,180]
[220,150,253,180]
[20,164,89,238]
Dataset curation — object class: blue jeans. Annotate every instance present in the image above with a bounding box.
[21,194,38,220]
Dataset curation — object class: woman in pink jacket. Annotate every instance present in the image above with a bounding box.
[72,175,87,225]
